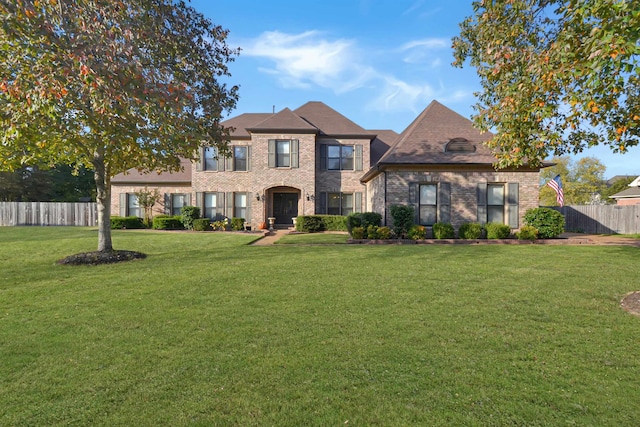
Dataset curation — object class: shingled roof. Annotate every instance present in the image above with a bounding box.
[375,100,496,166]
[112,157,192,184]
[246,108,318,134]
[294,101,372,137]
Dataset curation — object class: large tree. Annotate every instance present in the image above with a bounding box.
[453,0,640,168]
[540,156,606,205]
[0,0,238,253]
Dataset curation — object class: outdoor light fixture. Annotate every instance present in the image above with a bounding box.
[256,193,265,202]
[306,194,315,201]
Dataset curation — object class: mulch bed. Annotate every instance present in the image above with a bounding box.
[57,250,147,266]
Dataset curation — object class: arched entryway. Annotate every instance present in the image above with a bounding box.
[268,186,300,227]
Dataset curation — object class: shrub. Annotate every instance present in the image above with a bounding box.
[433,222,455,239]
[458,222,483,239]
[231,217,245,231]
[193,218,212,231]
[319,215,348,231]
[212,218,229,231]
[180,206,201,230]
[296,215,326,233]
[523,207,565,239]
[346,212,382,234]
[377,226,392,240]
[408,224,427,240]
[366,225,379,239]
[110,216,145,229]
[485,222,511,239]
[390,205,414,238]
[152,215,184,230]
[351,227,365,239]
[516,225,538,241]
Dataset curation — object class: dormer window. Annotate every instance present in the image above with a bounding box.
[445,138,475,153]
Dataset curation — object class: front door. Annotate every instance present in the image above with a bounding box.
[273,192,298,225]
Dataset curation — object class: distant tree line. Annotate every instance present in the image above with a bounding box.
[540,156,635,206]
[0,164,95,202]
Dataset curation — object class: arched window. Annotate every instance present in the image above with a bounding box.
[445,138,475,153]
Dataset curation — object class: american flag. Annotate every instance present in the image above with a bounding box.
[547,174,564,207]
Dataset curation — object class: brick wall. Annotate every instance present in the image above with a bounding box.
[377,168,539,229]
[111,184,193,217]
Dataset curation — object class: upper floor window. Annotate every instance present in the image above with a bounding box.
[204,147,218,171]
[321,144,363,171]
[328,145,354,170]
[268,139,299,168]
[234,146,248,171]
[277,140,290,167]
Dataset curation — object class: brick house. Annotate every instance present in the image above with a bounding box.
[111,100,543,229]
[609,176,640,205]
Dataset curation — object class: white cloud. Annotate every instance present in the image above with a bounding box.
[399,38,450,66]
[242,30,363,91]
[241,30,470,114]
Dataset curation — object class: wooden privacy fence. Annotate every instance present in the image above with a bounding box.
[0,202,97,226]
[552,205,640,234]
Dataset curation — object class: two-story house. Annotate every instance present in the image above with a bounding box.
[112,100,543,229]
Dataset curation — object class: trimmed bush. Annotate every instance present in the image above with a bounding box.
[193,218,212,231]
[110,216,145,229]
[516,225,538,241]
[523,207,565,239]
[296,215,326,233]
[295,215,345,232]
[152,215,184,230]
[458,222,483,239]
[408,224,427,240]
[433,222,455,239]
[231,217,245,231]
[485,222,511,239]
[390,205,414,238]
[320,215,348,231]
[180,206,201,230]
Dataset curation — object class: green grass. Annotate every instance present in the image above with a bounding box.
[2,227,640,426]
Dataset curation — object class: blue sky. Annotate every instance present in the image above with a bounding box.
[191,0,639,178]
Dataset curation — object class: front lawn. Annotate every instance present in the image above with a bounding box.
[1,227,639,426]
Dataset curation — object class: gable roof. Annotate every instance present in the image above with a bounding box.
[222,113,272,138]
[610,176,640,199]
[375,100,496,166]
[294,101,372,137]
[246,107,318,134]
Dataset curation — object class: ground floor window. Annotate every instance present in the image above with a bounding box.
[204,192,217,219]
[234,192,247,219]
[127,193,141,217]
[487,184,505,224]
[171,194,187,216]
[478,182,519,228]
[419,183,437,226]
[327,192,353,216]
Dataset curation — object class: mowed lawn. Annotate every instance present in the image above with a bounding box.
[2,227,640,426]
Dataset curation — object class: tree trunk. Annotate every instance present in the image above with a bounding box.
[94,155,113,253]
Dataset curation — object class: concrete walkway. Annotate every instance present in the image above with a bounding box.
[250,229,288,245]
